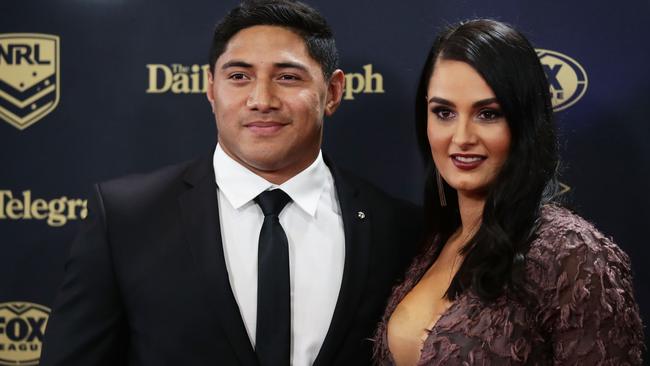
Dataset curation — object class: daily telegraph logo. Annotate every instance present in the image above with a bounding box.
[342,64,384,100]
[146,63,384,100]
[0,34,60,130]
[0,302,50,366]
[146,64,210,94]
[0,190,88,227]
[537,49,588,112]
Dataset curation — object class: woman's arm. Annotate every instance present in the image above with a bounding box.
[545,223,644,365]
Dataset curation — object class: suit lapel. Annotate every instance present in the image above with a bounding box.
[314,159,372,366]
[178,157,259,366]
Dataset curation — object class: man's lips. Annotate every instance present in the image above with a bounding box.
[244,121,287,135]
[450,154,486,170]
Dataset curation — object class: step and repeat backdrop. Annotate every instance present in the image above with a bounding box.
[1,0,649,364]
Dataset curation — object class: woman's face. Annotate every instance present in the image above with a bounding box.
[426,59,511,199]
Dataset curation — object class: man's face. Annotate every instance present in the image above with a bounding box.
[207,25,344,184]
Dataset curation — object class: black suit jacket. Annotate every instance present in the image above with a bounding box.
[40,155,422,366]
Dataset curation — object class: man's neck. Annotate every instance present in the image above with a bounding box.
[217,144,320,185]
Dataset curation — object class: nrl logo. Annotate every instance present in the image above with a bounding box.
[0,33,60,130]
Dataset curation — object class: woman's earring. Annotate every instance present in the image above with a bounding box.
[435,168,447,207]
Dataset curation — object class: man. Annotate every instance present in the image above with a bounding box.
[40,1,421,365]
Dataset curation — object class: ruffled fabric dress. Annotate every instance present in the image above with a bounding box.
[373,205,645,365]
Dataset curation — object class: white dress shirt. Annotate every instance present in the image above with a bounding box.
[213,144,345,366]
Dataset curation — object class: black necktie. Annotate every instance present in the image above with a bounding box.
[254,189,292,366]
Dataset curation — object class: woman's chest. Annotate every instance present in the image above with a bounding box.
[414,295,550,365]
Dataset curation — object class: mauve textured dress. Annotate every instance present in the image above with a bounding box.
[373,205,645,365]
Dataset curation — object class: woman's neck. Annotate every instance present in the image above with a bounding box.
[456,192,485,239]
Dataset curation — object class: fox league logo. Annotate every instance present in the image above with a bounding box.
[537,49,588,112]
[0,33,60,130]
[0,302,50,366]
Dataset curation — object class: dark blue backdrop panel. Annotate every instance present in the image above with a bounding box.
[1,0,648,363]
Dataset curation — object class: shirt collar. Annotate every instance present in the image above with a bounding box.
[213,144,327,217]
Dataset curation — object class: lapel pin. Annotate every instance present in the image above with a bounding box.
[357,211,366,219]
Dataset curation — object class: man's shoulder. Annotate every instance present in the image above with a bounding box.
[330,164,424,260]
[97,155,212,210]
[328,162,420,215]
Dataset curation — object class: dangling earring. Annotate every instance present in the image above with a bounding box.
[435,168,447,207]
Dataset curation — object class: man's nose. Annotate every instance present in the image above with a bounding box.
[246,81,280,111]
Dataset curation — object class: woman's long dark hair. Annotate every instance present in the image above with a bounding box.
[416,19,560,301]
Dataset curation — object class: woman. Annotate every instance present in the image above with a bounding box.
[373,19,644,365]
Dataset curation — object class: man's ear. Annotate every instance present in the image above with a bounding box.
[206,71,215,113]
[324,69,345,116]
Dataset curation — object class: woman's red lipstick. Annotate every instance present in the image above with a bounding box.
[450,154,486,170]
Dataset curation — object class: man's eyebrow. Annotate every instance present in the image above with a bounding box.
[221,60,253,70]
[273,61,309,72]
[220,60,309,73]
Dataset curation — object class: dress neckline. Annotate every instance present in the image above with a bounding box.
[387,293,463,365]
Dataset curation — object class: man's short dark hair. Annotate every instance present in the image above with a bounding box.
[208,0,339,78]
